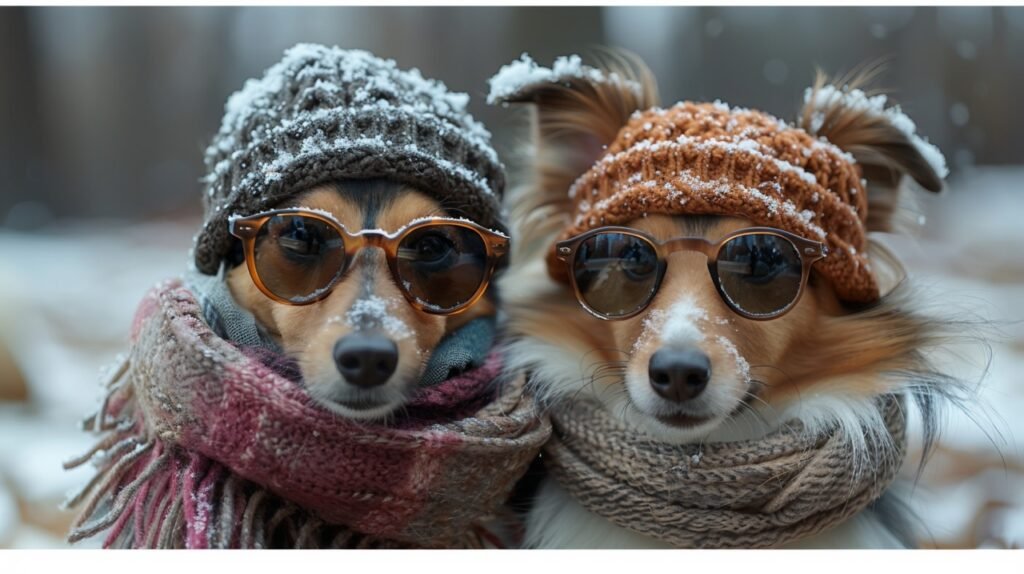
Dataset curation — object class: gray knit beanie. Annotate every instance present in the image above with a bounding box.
[193,44,506,275]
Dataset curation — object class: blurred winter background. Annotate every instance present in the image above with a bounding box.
[0,6,1021,548]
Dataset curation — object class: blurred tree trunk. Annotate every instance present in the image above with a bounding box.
[0,8,55,229]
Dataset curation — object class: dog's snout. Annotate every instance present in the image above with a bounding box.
[333,334,399,388]
[648,348,711,403]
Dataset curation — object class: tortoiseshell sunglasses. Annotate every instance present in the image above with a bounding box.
[229,209,509,314]
[555,226,829,321]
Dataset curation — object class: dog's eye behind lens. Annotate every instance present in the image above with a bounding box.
[403,231,456,267]
[276,217,330,260]
[717,234,802,316]
[254,214,346,303]
[619,241,657,281]
[573,233,659,318]
[396,225,487,312]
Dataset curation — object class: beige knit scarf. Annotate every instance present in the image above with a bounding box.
[543,396,907,548]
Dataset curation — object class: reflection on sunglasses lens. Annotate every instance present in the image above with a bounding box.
[717,234,802,316]
[573,232,659,318]
[396,225,488,311]
[254,215,346,303]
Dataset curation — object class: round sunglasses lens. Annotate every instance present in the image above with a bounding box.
[395,225,487,312]
[716,234,803,317]
[254,214,345,303]
[573,233,659,318]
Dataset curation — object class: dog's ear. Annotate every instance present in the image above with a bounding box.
[489,51,659,246]
[798,68,948,233]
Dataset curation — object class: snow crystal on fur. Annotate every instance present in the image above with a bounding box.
[340,295,411,340]
[804,85,948,179]
[716,335,751,385]
[487,53,642,105]
[634,298,707,352]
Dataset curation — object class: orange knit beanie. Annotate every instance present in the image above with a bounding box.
[557,101,878,303]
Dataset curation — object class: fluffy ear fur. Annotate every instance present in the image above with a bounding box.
[489,51,659,256]
[799,68,948,234]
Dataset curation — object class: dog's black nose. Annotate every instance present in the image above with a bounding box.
[333,334,399,388]
[648,348,711,403]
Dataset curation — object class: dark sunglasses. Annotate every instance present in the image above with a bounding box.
[555,226,829,321]
[229,209,509,314]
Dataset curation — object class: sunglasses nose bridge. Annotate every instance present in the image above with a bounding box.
[663,247,711,269]
[359,232,389,250]
[345,229,400,257]
[663,237,714,258]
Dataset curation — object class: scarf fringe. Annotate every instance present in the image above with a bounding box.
[64,354,499,549]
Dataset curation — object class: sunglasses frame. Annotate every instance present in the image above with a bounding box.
[229,208,509,314]
[555,226,829,322]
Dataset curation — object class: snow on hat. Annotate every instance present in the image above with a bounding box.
[193,44,506,275]
[555,98,949,303]
[489,54,948,304]
[558,101,887,302]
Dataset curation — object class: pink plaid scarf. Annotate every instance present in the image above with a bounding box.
[63,280,549,548]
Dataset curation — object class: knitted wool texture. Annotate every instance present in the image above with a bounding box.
[194,44,506,275]
[63,280,550,548]
[544,397,907,548]
[555,102,878,302]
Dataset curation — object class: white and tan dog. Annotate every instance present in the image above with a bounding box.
[490,53,961,548]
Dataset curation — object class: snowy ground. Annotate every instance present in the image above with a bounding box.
[883,168,1024,548]
[0,221,194,548]
[0,167,1021,548]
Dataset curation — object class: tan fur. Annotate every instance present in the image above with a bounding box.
[501,54,957,547]
[228,184,495,421]
[501,50,660,268]
[627,216,830,415]
[506,211,939,432]
[800,66,943,235]
[499,54,663,416]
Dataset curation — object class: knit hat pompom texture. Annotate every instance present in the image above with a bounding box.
[194,44,506,275]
